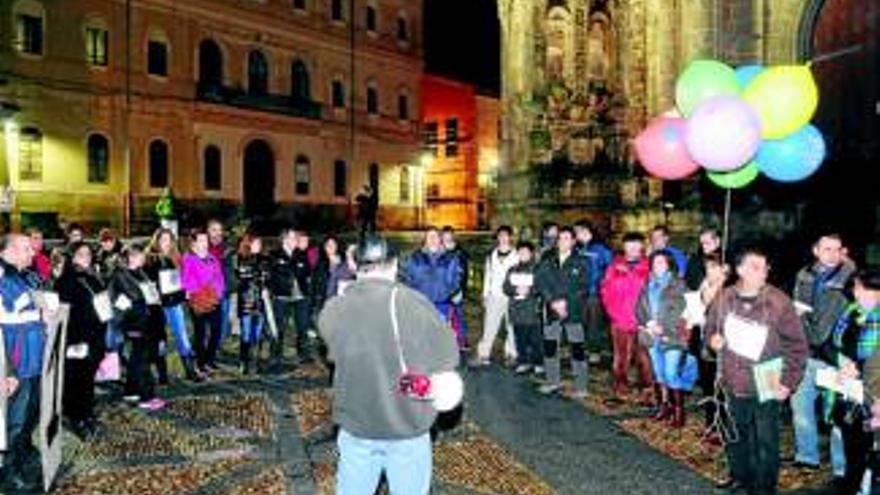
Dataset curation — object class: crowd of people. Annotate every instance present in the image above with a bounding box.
[1,218,879,495]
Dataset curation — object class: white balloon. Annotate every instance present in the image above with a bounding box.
[430,371,464,412]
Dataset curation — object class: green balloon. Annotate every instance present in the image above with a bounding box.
[707,162,759,189]
[675,60,741,117]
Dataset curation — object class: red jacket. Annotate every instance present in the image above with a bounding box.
[600,256,649,333]
[32,250,51,281]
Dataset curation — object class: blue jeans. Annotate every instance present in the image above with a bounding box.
[792,357,846,474]
[649,343,698,391]
[219,295,232,342]
[163,304,193,358]
[5,377,41,471]
[336,429,432,495]
[240,313,264,345]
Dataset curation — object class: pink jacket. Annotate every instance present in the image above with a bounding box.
[600,256,649,333]
[181,252,226,297]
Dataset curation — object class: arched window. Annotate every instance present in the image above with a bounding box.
[248,50,269,96]
[332,80,346,108]
[399,165,410,202]
[203,145,222,191]
[147,31,169,77]
[331,0,344,21]
[291,59,311,100]
[292,0,306,11]
[334,160,347,197]
[198,39,223,89]
[397,91,409,121]
[396,14,409,42]
[365,3,377,32]
[85,20,108,66]
[18,126,43,181]
[149,139,169,188]
[87,133,110,183]
[295,155,310,195]
[366,83,378,115]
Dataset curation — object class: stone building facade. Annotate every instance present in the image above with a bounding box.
[1,0,425,235]
[496,0,879,252]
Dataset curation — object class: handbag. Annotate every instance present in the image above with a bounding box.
[190,284,219,315]
[95,352,121,382]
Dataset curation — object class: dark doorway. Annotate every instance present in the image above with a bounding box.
[243,140,275,221]
[198,39,223,90]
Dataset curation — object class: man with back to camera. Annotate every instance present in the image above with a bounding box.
[318,235,461,495]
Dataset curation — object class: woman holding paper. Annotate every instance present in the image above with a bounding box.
[55,242,108,437]
[636,251,692,427]
[110,244,167,411]
[147,228,201,382]
[704,247,807,494]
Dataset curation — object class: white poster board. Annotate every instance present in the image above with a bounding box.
[40,304,69,493]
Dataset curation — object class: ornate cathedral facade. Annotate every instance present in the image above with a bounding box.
[494,0,875,242]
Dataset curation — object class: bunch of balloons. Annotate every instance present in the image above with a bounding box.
[634,60,827,189]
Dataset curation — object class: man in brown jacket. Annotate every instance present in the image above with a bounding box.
[706,247,808,495]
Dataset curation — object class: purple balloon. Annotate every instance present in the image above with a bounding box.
[685,96,763,172]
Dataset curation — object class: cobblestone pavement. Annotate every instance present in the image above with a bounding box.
[5,347,833,495]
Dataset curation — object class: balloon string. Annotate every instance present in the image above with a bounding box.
[722,188,732,265]
[811,44,862,65]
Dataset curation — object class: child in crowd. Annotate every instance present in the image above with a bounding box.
[504,241,544,375]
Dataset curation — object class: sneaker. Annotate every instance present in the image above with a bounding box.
[538,383,561,395]
[514,364,532,375]
[533,366,544,376]
[123,394,141,404]
[138,398,167,411]
[588,353,602,365]
[570,389,588,400]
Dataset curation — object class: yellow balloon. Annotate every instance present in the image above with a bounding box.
[743,65,819,140]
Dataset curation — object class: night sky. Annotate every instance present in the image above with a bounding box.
[424,0,500,94]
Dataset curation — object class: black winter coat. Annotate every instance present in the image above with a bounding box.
[54,267,107,357]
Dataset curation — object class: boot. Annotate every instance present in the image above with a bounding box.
[652,385,671,421]
[670,390,686,428]
[240,342,252,375]
[156,352,169,386]
[182,356,203,382]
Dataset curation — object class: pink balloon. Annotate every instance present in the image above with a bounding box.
[685,95,762,172]
[634,117,701,180]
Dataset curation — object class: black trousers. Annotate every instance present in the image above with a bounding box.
[191,307,222,368]
[63,352,101,422]
[513,323,543,366]
[125,336,156,401]
[839,408,873,495]
[726,396,781,495]
[272,298,312,358]
[690,326,718,426]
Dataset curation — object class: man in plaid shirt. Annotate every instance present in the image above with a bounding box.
[823,268,880,494]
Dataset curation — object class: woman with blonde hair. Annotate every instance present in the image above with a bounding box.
[147,228,201,382]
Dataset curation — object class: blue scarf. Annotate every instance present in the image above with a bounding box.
[648,271,672,318]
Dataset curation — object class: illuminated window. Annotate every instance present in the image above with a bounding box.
[14,1,44,56]
[149,139,169,188]
[295,155,310,195]
[147,39,168,76]
[87,133,110,183]
[19,126,42,181]
[423,121,438,156]
[204,145,222,191]
[334,160,347,197]
[445,118,459,157]
[85,26,108,66]
[399,166,410,202]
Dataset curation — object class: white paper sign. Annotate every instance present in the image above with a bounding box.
[683,291,706,328]
[816,367,866,404]
[510,273,534,287]
[92,291,113,323]
[723,313,769,361]
[35,291,61,313]
[159,269,182,295]
[139,282,161,306]
[65,343,89,360]
[114,294,132,312]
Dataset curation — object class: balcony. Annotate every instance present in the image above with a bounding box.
[196,82,322,121]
